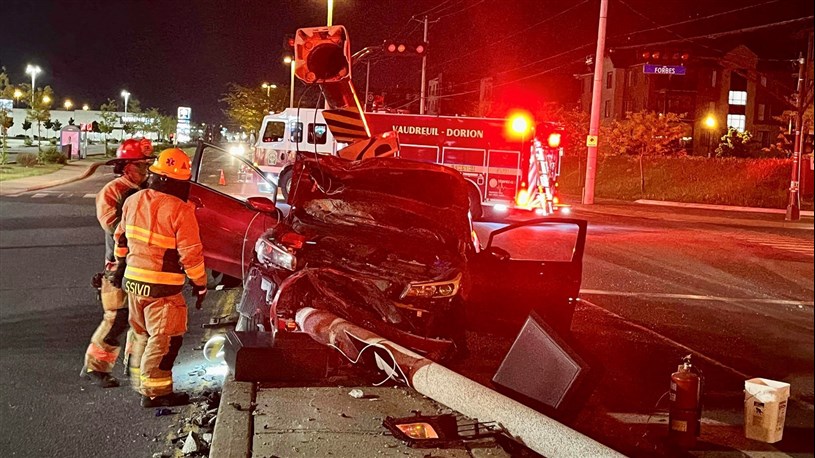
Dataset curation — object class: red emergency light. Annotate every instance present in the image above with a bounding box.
[547,132,561,148]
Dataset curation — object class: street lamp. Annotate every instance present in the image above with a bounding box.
[42,95,51,104]
[121,90,130,114]
[25,64,42,106]
[82,104,90,111]
[13,89,23,107]
[64,100,73,110]
[261,82,277,97]
[703,114,717,157]
[327,0,334,26]
[284,56,295,108]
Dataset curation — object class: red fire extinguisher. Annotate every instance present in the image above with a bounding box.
[668,354,703,448]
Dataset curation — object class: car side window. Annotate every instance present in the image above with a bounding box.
[197,146,276,201]
[290,121,303,143]
[262,121,285,142]
[308,123,328,144]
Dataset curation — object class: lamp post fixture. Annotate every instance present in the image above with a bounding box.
[25,64,42,106]
[13,89,23,107]
[284,56,295,108]
[42,95,51,104]
[82,104,90,111]
[703,114,717,158]
[327,0,334,26]
[64,100,73,110]
[121,90,130,114]
[261,82,277,97]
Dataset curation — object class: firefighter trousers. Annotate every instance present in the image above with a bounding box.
[127,292,188,398]
[84,276,129,374]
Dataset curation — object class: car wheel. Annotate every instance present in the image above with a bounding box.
[468,185,483,220]
[206,269,224,289]
[279,168,293,200]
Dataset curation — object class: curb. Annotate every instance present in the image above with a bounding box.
[24,161,104,193]
[635,199,815,217]
[209,377,254,458]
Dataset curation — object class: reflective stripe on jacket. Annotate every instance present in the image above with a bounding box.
[96,175,140,263]
[114,189,206,297]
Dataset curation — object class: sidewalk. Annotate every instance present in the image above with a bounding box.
[0,158,105,197]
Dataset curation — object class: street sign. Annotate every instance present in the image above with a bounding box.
[643,64,686,76]
[586,135,598,147]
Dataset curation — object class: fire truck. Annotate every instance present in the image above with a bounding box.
[253,108,566,219]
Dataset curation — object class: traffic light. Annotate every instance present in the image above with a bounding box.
[382,41,428,57]
[293,26,351,83]
[639,50,690,66]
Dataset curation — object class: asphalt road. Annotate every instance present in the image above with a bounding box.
[1,166,812,457]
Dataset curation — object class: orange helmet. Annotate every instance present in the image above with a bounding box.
[149,148,192,181]
[116,138,154,161]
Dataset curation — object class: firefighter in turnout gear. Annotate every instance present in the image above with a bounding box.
[82,138,153,388]
[113,148,208,407]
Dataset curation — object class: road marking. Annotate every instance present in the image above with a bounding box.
[732,232,813,256]
[580,298,814,411]
[580,289,814,307]
[31,193,48,198]
[83,193,96,199]
[606,412,729,426]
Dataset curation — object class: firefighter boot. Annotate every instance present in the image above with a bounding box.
[80,368,121,388]
[141,392,190,408]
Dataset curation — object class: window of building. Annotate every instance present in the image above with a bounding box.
[606,72,613,89]
[711,70,717,87]
[758,103,766,121]
[728,90,747,106]
[727,114,746,131]
[585,77,592,93]
[760,76,767,87]
[624,99,632,114]
[307,123,328,144]
[604,100,611,118]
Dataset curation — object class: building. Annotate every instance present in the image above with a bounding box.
[577,46,797,156]
[3,108,162,141]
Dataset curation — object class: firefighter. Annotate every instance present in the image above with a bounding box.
[112,148,207,407]
[82,138,153,388]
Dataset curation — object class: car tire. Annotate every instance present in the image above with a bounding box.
[206,269,224,289]
[279,168,293,200]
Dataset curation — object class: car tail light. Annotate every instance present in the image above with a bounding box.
[401,273,462,299]
[280,232,306,249]
[516,188,530,207]
[396,422,439,440]
[547,133,562,148]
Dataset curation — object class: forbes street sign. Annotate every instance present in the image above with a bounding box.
[643,64,686,75]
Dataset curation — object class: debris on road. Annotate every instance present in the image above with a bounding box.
[349,388,364,398]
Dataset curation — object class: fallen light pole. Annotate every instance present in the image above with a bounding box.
[295,307,623,458]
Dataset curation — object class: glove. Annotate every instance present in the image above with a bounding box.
[111,261,127,289]
[192,283,207,310]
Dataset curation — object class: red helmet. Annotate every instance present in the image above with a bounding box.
[116,138,154,161]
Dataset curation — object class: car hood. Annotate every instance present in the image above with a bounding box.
[286,153,473,282]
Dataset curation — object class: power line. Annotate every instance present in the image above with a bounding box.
[436,0,490,20]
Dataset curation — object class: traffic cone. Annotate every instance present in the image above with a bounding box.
[218,169,226,186]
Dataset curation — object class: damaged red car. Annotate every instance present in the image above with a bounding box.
[188,142,586,359]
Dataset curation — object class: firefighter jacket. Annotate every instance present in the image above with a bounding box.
[114,189,207,298]
[96,175,141,263]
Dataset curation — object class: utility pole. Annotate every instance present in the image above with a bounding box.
[786,32,812,221]
[583,0,609,204]
[420,15,429,115]
[365,59,371,112]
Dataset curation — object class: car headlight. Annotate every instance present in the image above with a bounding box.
[400,272,462,299]
[255,238,297,271]
[229,144,245,156]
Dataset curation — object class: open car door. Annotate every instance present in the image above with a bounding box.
[465,218,587,337]
[189,142,282,282]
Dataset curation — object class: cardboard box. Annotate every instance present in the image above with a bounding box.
[744,378,790,443]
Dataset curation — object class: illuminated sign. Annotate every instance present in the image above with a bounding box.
[177,106,192,121]
[643,64,686,76]
[391,124,484,138]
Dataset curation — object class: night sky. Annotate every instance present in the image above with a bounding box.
[2,0,812,124]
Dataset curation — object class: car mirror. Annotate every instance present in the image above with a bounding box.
[246,196,277,213]
[485,246,511,261]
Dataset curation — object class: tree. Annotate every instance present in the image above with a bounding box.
[1,108,13,164]
[68,117,75,126]
[220,83,286,134]
[22,119,32,137]
[98,99,119,156]
[51,119,62,134]
[26,86,54,153]
[715,128,762,158]
[43,119,54,138]
[604,110,688,192]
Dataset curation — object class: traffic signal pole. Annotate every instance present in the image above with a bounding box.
[420,15,429,115]
[583,0,609,205]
